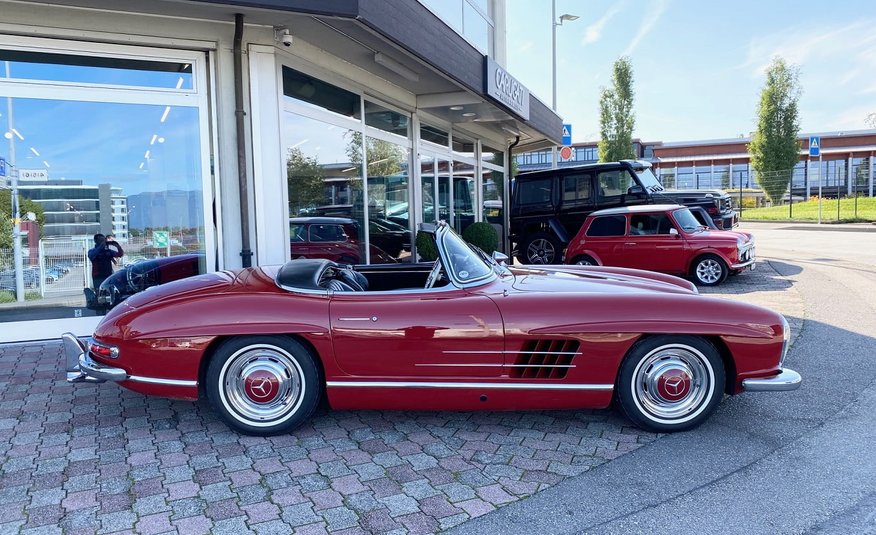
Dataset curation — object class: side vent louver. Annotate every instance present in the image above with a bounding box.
[510,340,580,379]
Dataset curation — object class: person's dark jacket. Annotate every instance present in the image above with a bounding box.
[88,240,124,279]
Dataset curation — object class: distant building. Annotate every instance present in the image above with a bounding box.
[515,130,876,197]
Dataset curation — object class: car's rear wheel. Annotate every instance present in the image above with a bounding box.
[571,255,597,266]
[521,233,562,265]
[206,336,321,436]
[692,254,728,286]
[616,335,725,433]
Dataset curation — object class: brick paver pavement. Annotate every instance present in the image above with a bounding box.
[0,260,801,534]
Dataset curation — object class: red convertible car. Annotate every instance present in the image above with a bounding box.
[63,222,799,435]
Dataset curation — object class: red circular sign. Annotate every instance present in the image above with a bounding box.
[244,370,280,403]
[559,146,573,160]
[656,370,691,402]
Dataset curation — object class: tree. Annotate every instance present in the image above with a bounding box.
[286,147,325,216]
[748,57,802,204]
[0,190,44,248]
[598,56,636,163]
[866,113,876,128]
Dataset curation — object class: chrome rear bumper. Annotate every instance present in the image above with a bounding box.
[742,368,802,392]
[63,332,128,384]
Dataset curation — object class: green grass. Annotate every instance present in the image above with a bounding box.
[0,290,43,303]
[741,196,876,223]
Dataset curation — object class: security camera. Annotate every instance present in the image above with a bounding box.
[280,29,293,47]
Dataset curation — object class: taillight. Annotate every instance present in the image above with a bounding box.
[89,341,119,359]
[707,206,718,215]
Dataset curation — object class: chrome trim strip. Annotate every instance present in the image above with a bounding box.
[442,350,581,355]
[741,368,802,392]
[129,375,199,387]
[327,381,611,391]
[731,258,756,269]
[337,317,374,321]
[415,363,576,368]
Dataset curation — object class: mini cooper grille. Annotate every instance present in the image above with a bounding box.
[510,340,580,379]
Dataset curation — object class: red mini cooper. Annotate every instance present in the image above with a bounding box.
[564,205,755,286]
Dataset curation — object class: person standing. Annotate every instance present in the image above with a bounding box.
[88,233,124,290]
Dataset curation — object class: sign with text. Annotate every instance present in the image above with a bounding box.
[0,157,6,177]
[19,168,48,181]
[484,57,530,120]
[809,136,820,157]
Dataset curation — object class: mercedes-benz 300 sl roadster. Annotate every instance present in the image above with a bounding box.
[63,222,800,435]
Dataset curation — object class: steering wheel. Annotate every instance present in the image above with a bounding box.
[424,259,444,289]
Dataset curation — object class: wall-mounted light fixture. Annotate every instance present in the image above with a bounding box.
[374,53,420,82]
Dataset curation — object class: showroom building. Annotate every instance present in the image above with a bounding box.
[0,0,561,341]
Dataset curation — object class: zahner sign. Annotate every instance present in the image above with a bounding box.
[485,58,530,121]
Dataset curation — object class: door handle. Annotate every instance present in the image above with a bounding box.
[337,316,378,322]
[624,242,636,246]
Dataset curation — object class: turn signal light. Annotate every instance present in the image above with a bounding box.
[89,341,119,360]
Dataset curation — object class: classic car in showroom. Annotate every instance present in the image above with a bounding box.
[565,205,756,286]
[64,222,798,436]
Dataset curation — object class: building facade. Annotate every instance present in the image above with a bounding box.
[1,0,560,341]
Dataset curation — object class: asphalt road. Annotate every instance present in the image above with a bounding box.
[449,222,876,535]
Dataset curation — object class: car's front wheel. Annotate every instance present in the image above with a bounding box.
[692,254,728,286]
[206,336,321,436]
[570,255,597,266]
[520,233,562,265]
[616,335,725,433]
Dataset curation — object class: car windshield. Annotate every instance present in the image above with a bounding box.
[439,228,494,284]
[634,167,664,193]
[673,208,705,232]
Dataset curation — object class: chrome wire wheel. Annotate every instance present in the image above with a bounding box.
[217,344,305,428]
[694,256,726,285]
[526,238,556,264]
[629,344,715,425]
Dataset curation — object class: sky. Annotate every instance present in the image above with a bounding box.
[506,0,876,143]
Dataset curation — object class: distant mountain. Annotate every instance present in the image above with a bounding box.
[127,190,203,230]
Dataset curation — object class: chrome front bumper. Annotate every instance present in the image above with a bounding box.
[63,332,128,384]
[742,368,802,392]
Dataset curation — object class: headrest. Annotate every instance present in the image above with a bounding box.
[276,258,333,290]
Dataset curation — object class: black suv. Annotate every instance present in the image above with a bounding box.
[510,160,737,264]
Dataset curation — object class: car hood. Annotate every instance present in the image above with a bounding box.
[508,265,698,295]
[690,229,752,243]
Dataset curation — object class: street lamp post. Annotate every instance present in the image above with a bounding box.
[5,61,24,302]
[550,1,578,169]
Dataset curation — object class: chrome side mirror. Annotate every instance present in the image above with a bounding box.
[669,228,679,237]
[492,251,509,265]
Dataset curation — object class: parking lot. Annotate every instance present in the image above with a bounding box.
[0,257,804,535]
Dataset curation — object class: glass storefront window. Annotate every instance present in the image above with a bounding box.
[452,159,476,234]
[451,132,475,156]
[1,93,206,324]
[283,67,361,120]
[364,101,409,139]
[421,123,449,147]
[0,49,194,89]
[284,112,366,264]
[420,155,436,224]
[366,136,411,262]
[463,1,491,54]
[482,142,504,167]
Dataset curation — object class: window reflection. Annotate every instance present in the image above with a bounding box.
[366,136,411,262]
[1,94,205,321]
[0,49,193,89]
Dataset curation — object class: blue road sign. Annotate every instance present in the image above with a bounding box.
[809,136,820,157]
[562,124,572,146]
[0,157,6,177]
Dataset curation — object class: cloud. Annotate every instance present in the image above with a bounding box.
[738,21,876,77]
[623,0,668,56]
[583,4,623,45]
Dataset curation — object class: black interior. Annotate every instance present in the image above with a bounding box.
[276,259,445,292]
